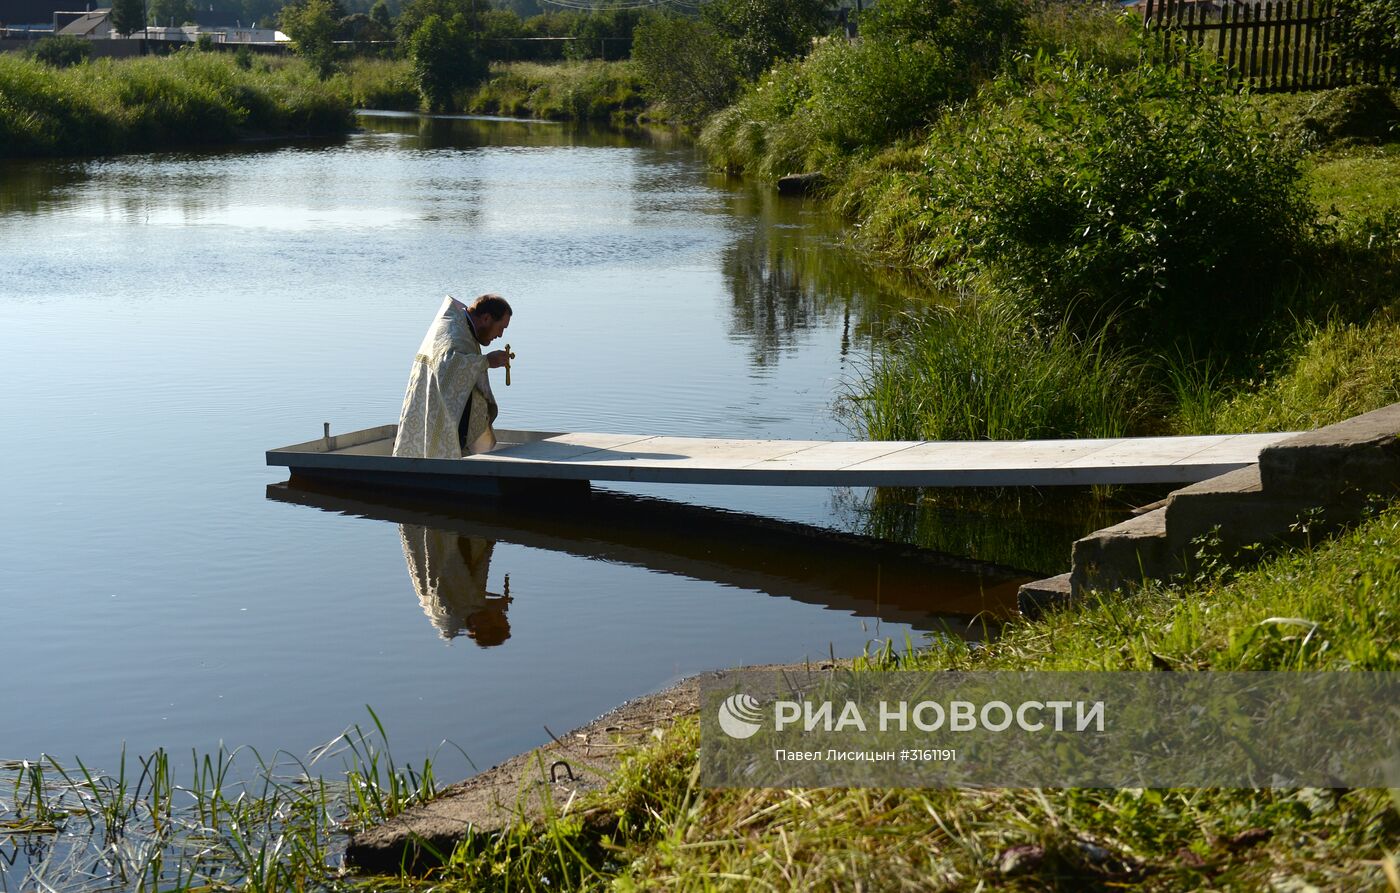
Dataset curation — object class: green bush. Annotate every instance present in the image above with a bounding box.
[850,300,1147,441]
[281,0,342,77]
[699,56,815,176]
[868,60,1315,351]
[30,35,92,68]
[1332,0,1400,75]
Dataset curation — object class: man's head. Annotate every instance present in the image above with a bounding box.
[467,293,512,345]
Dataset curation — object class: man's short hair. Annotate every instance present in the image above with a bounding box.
[468,294,512,319]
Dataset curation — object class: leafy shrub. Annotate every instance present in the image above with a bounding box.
[699,56,816,177]
[281,0,342,77]
[1331,0,1400,75]
[851,300,1147,441]
[698,0,1027,179]
[873,60,1315,351]
[31,35,91,69]
[801,38,967,154]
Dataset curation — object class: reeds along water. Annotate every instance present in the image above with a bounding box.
[0,53,351,159]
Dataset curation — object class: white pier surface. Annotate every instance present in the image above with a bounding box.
[268,425,1297,488]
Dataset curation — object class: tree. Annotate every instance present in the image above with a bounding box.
[281,0,341,76]
[396,0,481,48]
[369,0,393,32]
[408,13,488,111]
[110,0,146,36]
[701,0,834,81]
[148,0,195,27]
[632,13,741,125]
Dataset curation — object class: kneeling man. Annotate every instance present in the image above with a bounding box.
[393,294,513,458]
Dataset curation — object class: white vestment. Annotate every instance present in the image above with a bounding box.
[392,296,498,458]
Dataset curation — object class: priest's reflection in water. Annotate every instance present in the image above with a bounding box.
[399,524,512,646]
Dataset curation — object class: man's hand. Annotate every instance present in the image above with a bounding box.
[486,350,511,369]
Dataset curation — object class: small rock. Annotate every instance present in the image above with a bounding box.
[998,843,1045,876]
[776,172,826,196]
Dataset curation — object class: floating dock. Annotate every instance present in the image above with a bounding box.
[267,425,1296,491]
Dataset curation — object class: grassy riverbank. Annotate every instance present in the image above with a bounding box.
[423,501,1400,890]
[0,53,654,159]
[344,57,654,123]
[0,51,352,158]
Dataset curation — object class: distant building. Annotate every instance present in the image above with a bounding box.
[55,7,111,37]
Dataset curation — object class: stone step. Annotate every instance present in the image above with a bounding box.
[1017,572,1073,619]
[1069,507,1172,595]
[1165,462,1367,561]
[1260,403,1400,500]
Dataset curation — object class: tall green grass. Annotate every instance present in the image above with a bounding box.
[1174,315,1400,434]
[850,300,1147,441]
[342,56,420,111]
[0,51,352,158]
[0,709,438,890]
[465,60,649,122]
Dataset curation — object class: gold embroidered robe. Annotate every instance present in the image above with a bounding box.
[392,296,498,458]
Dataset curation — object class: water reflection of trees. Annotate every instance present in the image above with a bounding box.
[833,486,1170,576]
[359,113,678,153]
[718,181,935,368]
[0,162,88,216]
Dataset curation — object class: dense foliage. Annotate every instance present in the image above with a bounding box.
[699,0,834,81]
[852,60,1315,352]
[1332,0,1400,73]
[280,0,342,76]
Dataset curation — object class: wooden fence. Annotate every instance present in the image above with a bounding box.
[1141,0,1399,92]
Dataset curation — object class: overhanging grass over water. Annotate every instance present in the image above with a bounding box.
[0,52,352,158]
[0,710,437,891]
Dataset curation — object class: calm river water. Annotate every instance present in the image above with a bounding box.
[1,113,1096,784]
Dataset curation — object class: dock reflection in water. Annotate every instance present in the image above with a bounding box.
[267,480,1031,642]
